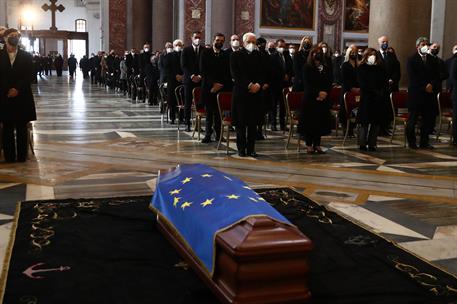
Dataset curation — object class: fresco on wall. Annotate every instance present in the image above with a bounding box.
[344,0,369,32]
[260,0,315,30]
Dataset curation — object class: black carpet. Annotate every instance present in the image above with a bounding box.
[1,188,456,304]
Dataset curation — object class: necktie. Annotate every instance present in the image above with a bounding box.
[382,52,386,59]
[280,53,285,69]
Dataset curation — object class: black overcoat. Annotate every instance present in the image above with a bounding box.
[0,49,37,123]
[230,49,265,127]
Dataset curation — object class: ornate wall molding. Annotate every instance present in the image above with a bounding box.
[184,0,206,43]
[317,0,343,50]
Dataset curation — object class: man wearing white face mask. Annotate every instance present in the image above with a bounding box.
[181,31,204,131]
[163,40,184,124]
[270,38,293,131]
[406,37,441,149]
[230,32,266,157]
[226,35,241,55]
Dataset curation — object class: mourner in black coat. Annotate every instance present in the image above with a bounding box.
[270,39,293,131]
[292,36,312,92]
[163,42,183,123]
[406,37,441,149]
[445,47,457,91]
[54,54,64,77]
[230,34,266,157]
[450,57,457,145]
[181,31,205,131]
[298,47,333,154]
[340,46,360,130]
[256,37,273,138]
[200,34,231,143]
[357,49,389,151]
[0,29,37,162]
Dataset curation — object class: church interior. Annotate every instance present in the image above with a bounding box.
[0,0,457,303]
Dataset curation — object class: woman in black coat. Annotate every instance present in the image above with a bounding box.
[298,46,333,154]
[0,28,37,162]
[292,36,312,92]
[357,48,389,151]
[340,45,360,133]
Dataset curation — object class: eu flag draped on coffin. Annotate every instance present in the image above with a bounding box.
[150,164,292,276]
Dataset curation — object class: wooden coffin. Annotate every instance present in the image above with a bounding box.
[157,215,313,304]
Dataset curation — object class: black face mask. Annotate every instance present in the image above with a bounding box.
[214,42,223,50]
[268,48,276,53]
[314,52,324,62]
[430,49,439,56]
[303,43,311,50]
[350,54,357,60]
[7,36,19,47]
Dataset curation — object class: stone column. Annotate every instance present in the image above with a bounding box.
[152,0,174,51]
[131,0,152,48]
[208,0,234,47]
[368,0,432,87]
[0,0,7,27]
[442,0,457,59]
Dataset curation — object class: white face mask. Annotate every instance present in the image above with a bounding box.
[277,47,284,54]
[322,47,328,54]
[174,46,182,52]
[166,48,173,53]
[289,48,296,54]
[231,40,240,48]
[454,49,457,55]
[367,55,376,65]
[420,45,429,54]
[193,38,200,46]
[245,43,257,53]
[144,48,150,53]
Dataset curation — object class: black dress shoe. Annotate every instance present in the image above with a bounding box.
[419,144,434,149]
[247,152,258,157]
[201,136,212,143]
[170,120,175,125]
[408,143,418,149]
[359,146,368,151]
[256,133,265,140]
[368,146,377,152]
[238,151,246,157]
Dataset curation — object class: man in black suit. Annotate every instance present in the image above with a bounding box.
[181,31,205,132]
[163,40,183,124]
[429,43,449,93]
[200,33,231,143]
[230,33,266,157]
[270,38,293,131]
[406,37,440,149]
[445,45,457,91]
[0,28,37,162]
[256,37,273,139]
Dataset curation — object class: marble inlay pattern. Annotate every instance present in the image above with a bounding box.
[0,73,456,278]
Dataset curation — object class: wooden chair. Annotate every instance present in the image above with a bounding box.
[342,91,361,146]
[158,83,168,123]
[174,85,185,131]
[281,87,291,135]
[390,90,409,146]
[216,92,233,155]
[285,91,303,151]
[436,91,453,143]
[192,87,206,140]
[329,86,342,137]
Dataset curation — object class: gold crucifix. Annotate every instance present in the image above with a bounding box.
[41,0,65,31]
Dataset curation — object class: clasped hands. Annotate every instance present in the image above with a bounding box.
[316,91,327,101]
[210,83,224,93]
[248,83,261,93]
[191,74,202,83]
[425,83,433,94]
[7,88,19,98]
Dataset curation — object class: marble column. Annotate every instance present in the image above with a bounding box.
[207,0,233,47]
[109,0,127,54]
[0,0,7,27]
[152,0,174,51]
[442,0,457,58]
[131,0,152,48]
[368,0,432,88]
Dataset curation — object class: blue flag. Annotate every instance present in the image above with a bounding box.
[150,164,292,276]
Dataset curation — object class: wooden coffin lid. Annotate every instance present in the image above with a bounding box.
[216,216,313,259]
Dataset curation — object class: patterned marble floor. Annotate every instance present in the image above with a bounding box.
[1,72,457,281]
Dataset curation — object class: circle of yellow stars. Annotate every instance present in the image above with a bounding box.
[168,173,265,210]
